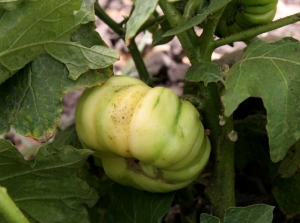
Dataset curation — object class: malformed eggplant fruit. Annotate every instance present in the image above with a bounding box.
[75,75,211,193]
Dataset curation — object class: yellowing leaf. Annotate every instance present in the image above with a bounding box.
[0,0,118,84]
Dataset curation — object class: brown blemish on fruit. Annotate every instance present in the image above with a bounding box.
[125,158,175,184]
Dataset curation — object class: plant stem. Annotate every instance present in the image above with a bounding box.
[94,2,151,85]
[197,83,235,221]
[199,7,225,61]
[94,2,124,36]
[0,187,30,223]
[128,40,152,85]
[159,0,235,221]
[182,0,200,21]
[137,16,165,34]
[214,12,300,48]
[158,0,200,62]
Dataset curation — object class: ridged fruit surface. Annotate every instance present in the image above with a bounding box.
[75,75,211,193]
[216,0,278,37]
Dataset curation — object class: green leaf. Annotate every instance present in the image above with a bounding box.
[103,184,174,223]
[125,0,159,44]
[0,138,98,223]
[163,0,231,37]
[80,0,96,22]
[200,213,220,223]
[223,39,300,162]
[80,172,114,223]
[174,0,188,12]
[234,115,269,171]
[0,0,34,11]
[152,19,174,47]
[277,140,300,178]
[200,205,274,223]
[52,124,83,149]
[0,53,111,139]
[225,204,274,223]
[272,174,300,218]
[152,28,174,46]
[185,61,225,85]
[0,0,118,84]
[72,22,108,48]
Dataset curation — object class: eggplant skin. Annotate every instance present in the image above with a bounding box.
[75,75,211,193]
[215,0,278,37]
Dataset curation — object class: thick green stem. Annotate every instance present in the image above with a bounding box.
[0,187,29,223]
[94,2,151,85]
[128,40,152,85]
[158,0,201,62]
[182,0,199,21]
[94,2,124,36]
[199,7,225,61]
[159,0,235,221]
[197,84,235,221]
[214,12,300,48]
